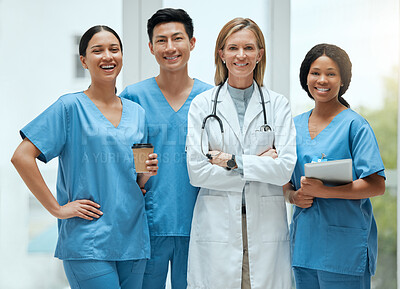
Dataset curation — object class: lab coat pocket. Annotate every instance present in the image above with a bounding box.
[194,195,229,243]
[324,226,368,275]
[260,195,289,242]
[250,130,274,155]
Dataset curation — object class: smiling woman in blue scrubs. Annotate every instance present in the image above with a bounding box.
[11,25,158,289]
[283,43,386,289]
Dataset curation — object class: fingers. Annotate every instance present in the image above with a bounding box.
[259,149,278,159]
[293,190,314,208]
[147,153,158,159]
[144,154,159,174]
[78,199,101,208]
[62,200,103,221]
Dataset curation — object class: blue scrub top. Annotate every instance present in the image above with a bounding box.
[290,108,385,276]
[20,92,150,260]
[120,78,212,236]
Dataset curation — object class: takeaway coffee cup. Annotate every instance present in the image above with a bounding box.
[132,143,154,173]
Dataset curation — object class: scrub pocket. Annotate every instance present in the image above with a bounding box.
[250,130,274,155]
[324,225,368,275]
[64,260,114,281]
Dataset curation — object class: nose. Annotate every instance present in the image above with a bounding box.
[103,49,112,60]
[166,39,176,52]
[317,74,327,84]
[236,48,246,59]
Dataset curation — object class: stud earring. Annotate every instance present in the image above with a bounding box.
[256,61,259,64]
[223,60,226,64]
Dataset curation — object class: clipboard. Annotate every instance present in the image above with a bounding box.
[304,159,353,185]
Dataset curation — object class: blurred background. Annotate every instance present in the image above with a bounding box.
[0,0,398,288]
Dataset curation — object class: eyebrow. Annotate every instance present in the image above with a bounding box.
[226,43,256,46]
[90,43,119,49]
[154,32,184,38]
[310,67,337,70]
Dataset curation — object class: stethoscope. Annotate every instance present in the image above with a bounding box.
[200,81,273,159]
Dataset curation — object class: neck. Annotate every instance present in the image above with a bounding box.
[227,75,253,89]
[313,99,347,118]
[156,68,193,94]
[85,80,117,104]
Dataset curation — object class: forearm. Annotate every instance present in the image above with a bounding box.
[283,183,295,204]
[306,173,385,199]
[137,174,150,189]
[242,152,296,185]
[11,149,60,217]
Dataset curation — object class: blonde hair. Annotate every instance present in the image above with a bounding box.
[214,18,266,86]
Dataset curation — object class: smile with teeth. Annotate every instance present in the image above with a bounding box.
[316,87,330,92]
[101,65,116,70]
[234,63,248,67]
[165,56,179,60]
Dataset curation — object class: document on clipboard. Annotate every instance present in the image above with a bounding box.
[304,159,353,185]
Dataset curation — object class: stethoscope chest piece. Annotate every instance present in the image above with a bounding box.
[260,124,272,132]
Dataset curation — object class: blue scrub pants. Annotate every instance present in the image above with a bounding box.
[142,236,189,289]
[293,266,371,289]
[63,259,146,289]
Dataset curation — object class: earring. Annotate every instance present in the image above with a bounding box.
[341,84,344,87]
[223,60,226,64]
[256,61,259,64]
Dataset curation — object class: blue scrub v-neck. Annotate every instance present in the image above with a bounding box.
[151,77,194,114]
[306,108,348,141]
[81,92,126,129]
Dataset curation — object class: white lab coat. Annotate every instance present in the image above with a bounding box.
[186,81,296,289]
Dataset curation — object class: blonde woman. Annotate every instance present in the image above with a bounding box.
[185,18,296,289]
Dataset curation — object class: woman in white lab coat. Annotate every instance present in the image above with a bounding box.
[186,18,296,289]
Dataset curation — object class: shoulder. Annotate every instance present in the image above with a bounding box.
[342,109,375,137]
[262,87,292,113]
[342,108,368,124]
[190,86,217,108]
[53,91,85,110]
[121,97,145,115]
[120,78,156,101]
[294,110,311,125]
[193,79,213,93]
[124,77,155,91]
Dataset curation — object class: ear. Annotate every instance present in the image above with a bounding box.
[148,41,155,55]
[189,37,196,51]
[257,48,265,63]
[80,55,88,69]
[218,49,225,63]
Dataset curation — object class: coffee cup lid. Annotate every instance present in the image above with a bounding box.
[132,143,153,149]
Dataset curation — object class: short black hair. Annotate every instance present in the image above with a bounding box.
[147,8,194,43]
[79,25,123,57]
[299,43,352,108]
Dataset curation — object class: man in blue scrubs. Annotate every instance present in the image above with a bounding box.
[120,8,212,289]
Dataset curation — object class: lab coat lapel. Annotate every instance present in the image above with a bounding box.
[243,82,270,138]
[215,83,243,144]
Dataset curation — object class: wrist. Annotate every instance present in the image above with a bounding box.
[49,204,62,218]
[226,154,237,170]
